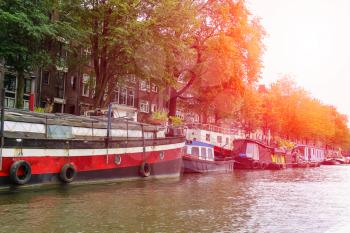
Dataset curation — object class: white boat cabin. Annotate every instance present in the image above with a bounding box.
[185,141,215,161]
[293,145,325,162]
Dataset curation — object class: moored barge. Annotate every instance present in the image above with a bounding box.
[0,108,185,190]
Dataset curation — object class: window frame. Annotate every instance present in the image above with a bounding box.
[139,100,150,113]
[151,83,158,93]
[82,74,90,97]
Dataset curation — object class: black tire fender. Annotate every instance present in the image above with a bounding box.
[252,161,260,169]
[140,161,151,177]
[60,163,77,183]
[10,160,32,185]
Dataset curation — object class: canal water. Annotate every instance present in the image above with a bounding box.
[1,166,350,233]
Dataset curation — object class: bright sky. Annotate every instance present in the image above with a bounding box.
[248,0,350,119]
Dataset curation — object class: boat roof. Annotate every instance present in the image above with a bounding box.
[233,138,275,150]
[186,140,214,148]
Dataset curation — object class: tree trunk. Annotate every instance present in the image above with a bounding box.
[16,71,25,109]
[168,87,177,117]
[92,7,112,109]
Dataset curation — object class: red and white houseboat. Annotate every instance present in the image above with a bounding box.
[0,106,185,190]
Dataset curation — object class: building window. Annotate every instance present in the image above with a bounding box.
[226,137,229,145]
[217,136,222,144]
[140,100,149,113]
[176,110,184,119]
[194,114,200,122]
[120,87,127,105]
[206,134,210,142]
[71,76,76,90]
[23,100,29,110]
[140,80,150,92]
[113,85,135,107]
[4,74,16,108]
[82,74,90,97]
[24,78,31,94]
[151,104,157,112]
[127,74,136,83]
[151,83,158,93]
[127,89,134,107]
[113,86,119,103]
[42,71,50,85]
[23,78,32,110]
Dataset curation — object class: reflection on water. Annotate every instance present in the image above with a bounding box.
[1,166,350,233]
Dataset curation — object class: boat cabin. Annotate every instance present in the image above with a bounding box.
[232,139,274,162]
[291,145,325,163]
[185,140,215,161]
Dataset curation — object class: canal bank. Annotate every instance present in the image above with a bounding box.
[1,166,350,233]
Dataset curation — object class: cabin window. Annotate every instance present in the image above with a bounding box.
[226,137,229,145]
[208,148,213,160]
[201,147,207,159]
[217,136,222,144]
[191,147,199,156]
[206,134,210,142]
[184,146,188,154]
[246,143,259,160]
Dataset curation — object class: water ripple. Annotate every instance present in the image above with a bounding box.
[1,166,350,232]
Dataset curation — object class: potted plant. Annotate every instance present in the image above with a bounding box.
[149,110,168,125]
[169,116,183,127]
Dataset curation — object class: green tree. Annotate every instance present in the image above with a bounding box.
[80,0,196,108]
[0,0,83,108]
[0,0,54,108]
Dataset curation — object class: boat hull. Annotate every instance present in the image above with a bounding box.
[234,157,285,170]
[182,155,234,173]
[322,159,341,165]
[0,137,184,190]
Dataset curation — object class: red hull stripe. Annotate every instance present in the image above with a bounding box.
[0,147,183,176]
[1,142,184,157]
[0,158,183,188]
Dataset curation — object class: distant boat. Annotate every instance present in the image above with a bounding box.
[290,145,325,168]
[231,139,286,170]
[321,159,341,165]
[182,140,234,173]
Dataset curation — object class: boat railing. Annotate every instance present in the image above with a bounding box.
[185,123,241,135]
[2,107,170,140]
